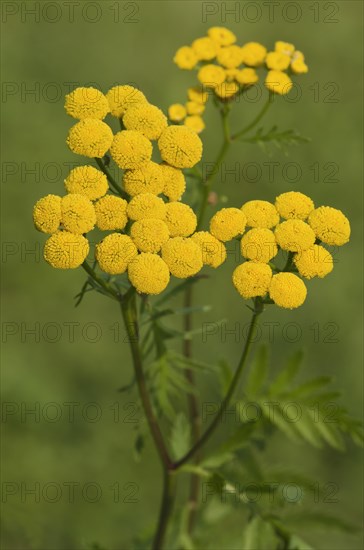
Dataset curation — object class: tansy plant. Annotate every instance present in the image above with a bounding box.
[33,27,361,550]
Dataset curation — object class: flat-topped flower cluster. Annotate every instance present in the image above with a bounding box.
[169,26,309,132]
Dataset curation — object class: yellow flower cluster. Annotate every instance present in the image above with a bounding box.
[205,192,350,309]
[170,28,309,130]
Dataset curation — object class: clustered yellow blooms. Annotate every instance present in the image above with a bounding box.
[207,191,350,310]
[34,84,228,294]
[170,27,309,131]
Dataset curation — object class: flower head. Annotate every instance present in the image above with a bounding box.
[215,81,239,99]
[275,191,314,220]
[198,64,226,88]
[241,228,278,263]
[186,101,205,115]
[131,218,170,253]
[123,162,165,196]
[44,231,89,269]
[110,130,152,169]
[173,46,198,70]
[241,200,279,229]
[184,115,205,133]
[106,85,147,117]
[265,70,293,95]
[269,272,307,309]
[308,206,351,246]
[128,253,170,294]
[192,37,218,61]
[158,126,203,168]
[233,262,272,299]
[67,119,113,158]
[33,194,62,233]
[191,231,227,268]
[291,52,309,74]
[64,87,109,120]
[217,45,243,68]
[168,103,187,122]
[266,52,291,71]
[207,27,236,46]
[123,103,168,140]
[187,87,209,104]
[94,195,128,230]
[96,233,138,274]
[127,193,166,221]
[64,165,108,201]
[61,194,96,234]
[235,68,259,86]
[162,237,203,278]
[294,245,334,279]
[165,202,197,237]
[210,208,246,241]
[240,42,267,67]
[274,219,316,252]
[275,41,295,55]
[160,164,186,201]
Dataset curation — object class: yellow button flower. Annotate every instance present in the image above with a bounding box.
[111,130,152,169]
[44,231,89,269]
[208,27,236,46]
[61,194,96,234]
[64,165,108,201]
[269,272,307,309]
[191,231,227,268]
[96,233,138,274]
[162,237,203,278]
[192,37,218,61]
[184,115,205,134]
[158,126,203,169]
[67,119,113,158]
[123,103,168,140]
[275,219,316,253]
[275,41,295,55]
[265,70,293,95]
[165,202,197,237]
[241,200,279,229]
[210,207,247,241]
[233,261,272,299]
[131,218,170,253]
[291,51,309,74]
[168,104,187,122]
[235,68,259,86]
[308,206,351,246]
[186,101,205,116]
[64,87,109,120]
[159,163,186,202]
[215,81,239,99]
[94,195,128,230]
[127,193,166,221]
[275,191,314,221]
[241,228,278,263]
[294,245,333,279]
[240,42,267,67]
[33,194,61,233]
[123,162,165,196]
[187,86,209,104]
[266,52,291,71]
[225,69,239,81]
[128,253,170,295]
[217,45,243,68]
[198,64,226,88]
[106,85,147,117]
[173,46,198,70]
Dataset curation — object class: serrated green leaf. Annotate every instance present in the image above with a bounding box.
[287,534,315,550]
[170,412,191,459]
[284,511,358,533]
[269,350,304,396]
[246,346,269,398]
[216,422,256,455]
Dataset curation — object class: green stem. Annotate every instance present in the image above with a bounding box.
[94,157,128,199]
[174,305,263,469]
[152,470,177,550]
[120,292,173,470]
[232,94,273,141]
[81,261,120,300]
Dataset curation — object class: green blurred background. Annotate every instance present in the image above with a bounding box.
[1,1,363,548]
